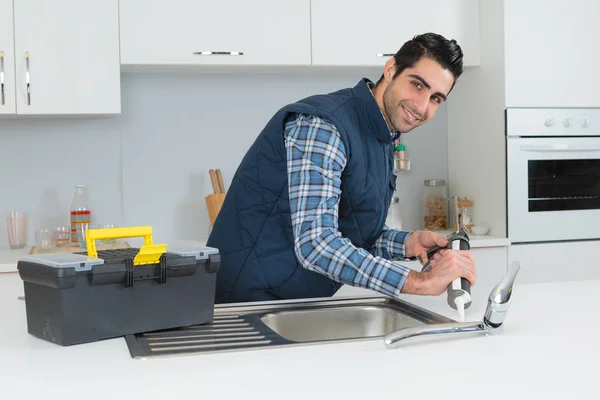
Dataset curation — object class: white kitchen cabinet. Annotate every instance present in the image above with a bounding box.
[469,246,508,290]
[310,0,480,67]
[508,241,600,284]
[9,0,120,115]
[0,0,16,114]
[504,0,600,107]
[119,0,311,66]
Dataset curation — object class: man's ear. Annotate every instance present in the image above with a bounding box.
[383,58,397,82]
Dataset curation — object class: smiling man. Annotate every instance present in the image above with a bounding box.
[207,32,476,304]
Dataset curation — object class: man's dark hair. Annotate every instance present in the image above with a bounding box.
[376,32,464,91]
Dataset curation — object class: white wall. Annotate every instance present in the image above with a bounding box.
[390,105,448,231]
[0,72,449,248]
[0,116,123,246]
[447,0,507,237]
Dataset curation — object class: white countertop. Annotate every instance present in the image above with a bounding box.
[0,267,595,400]
[0,247,29,273]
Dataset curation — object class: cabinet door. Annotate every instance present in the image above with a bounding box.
[470,247,507,290]
[508,242,600,284]
[505,0,600,107]
[119,0,311,66]
[13,0,121,114]
[311,0,480,67]
[0,0,15,114]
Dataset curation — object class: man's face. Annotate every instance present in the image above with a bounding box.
[382,57,455,133]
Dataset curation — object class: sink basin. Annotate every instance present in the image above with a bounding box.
[125,296,454,358]
[260,305,425,342]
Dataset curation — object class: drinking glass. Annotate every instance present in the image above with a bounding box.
[36,229,55,253]
[6,211,28,249]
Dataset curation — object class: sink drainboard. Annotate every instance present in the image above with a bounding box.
[125,313,287,358]
[125,296,454,359]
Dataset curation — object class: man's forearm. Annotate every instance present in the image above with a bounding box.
[294,226,412,298]
[369,226,414,260]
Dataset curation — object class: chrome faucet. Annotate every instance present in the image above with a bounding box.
[384,261,521,349]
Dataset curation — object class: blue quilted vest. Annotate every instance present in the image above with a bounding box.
[207,78,396,303]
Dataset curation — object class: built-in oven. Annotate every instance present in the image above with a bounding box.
[506,108,600,243]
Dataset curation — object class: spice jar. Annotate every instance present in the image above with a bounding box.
[395,144,408,171]
[423,179,448,231]
[451,197,474,232]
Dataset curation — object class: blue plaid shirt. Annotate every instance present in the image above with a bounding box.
[284,113,414,299]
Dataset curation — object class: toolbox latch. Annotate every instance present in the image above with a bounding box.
[205,253,221,274]
[125,258,134,287]
[159,255,168,284]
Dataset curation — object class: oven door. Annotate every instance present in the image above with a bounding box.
[507,137,600,243]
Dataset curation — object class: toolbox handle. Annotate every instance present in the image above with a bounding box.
[86,226,167,266]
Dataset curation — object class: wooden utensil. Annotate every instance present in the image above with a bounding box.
[215,169,225,193]
[205,169,226,228]
[208,169,219,194]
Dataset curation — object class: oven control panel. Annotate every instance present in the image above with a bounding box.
[507,108,600,137]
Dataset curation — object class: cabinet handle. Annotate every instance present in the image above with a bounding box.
[192,51,244,56]
[0,51,4,105]
[520,144,600,152]
[25,52,31,105]
[376,53,395,57]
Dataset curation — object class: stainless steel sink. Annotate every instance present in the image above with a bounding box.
[260,305,425,342]
[125,295,454,359]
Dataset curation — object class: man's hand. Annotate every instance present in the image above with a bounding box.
[401,230,476,296]
[404,230,448,261]
[401,250,476,296]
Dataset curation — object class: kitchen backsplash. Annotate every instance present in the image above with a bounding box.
[0,72,448,247]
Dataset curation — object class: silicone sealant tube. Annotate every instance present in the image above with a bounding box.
[446,236,472,321]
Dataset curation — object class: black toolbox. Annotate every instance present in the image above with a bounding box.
[17,226,220,346]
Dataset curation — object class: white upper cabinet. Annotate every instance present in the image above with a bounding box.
[504,0,600,107]
[119,0,311,66]
[12,0,121,115]
[310,0,480,67]
[0,0,16,114]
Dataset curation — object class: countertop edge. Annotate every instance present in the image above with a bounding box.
[0,264,18,273]
[469,237,511,248]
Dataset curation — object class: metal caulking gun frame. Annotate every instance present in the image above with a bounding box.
[419,227,472,319]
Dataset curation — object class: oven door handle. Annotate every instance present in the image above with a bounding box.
[520,144,600,152]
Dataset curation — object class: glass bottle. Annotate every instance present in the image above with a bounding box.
[423,179,448,231]
[70,185,92,244]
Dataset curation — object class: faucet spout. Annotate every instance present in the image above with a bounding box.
[483,261,521,333]
[383,261,522,348]
[384,322,486,349]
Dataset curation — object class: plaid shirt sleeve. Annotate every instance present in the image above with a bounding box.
[369,226,414,260]
[284,113,414,298]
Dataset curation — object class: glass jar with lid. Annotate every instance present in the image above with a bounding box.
[451,197,473,232]
[423,179,448,231]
